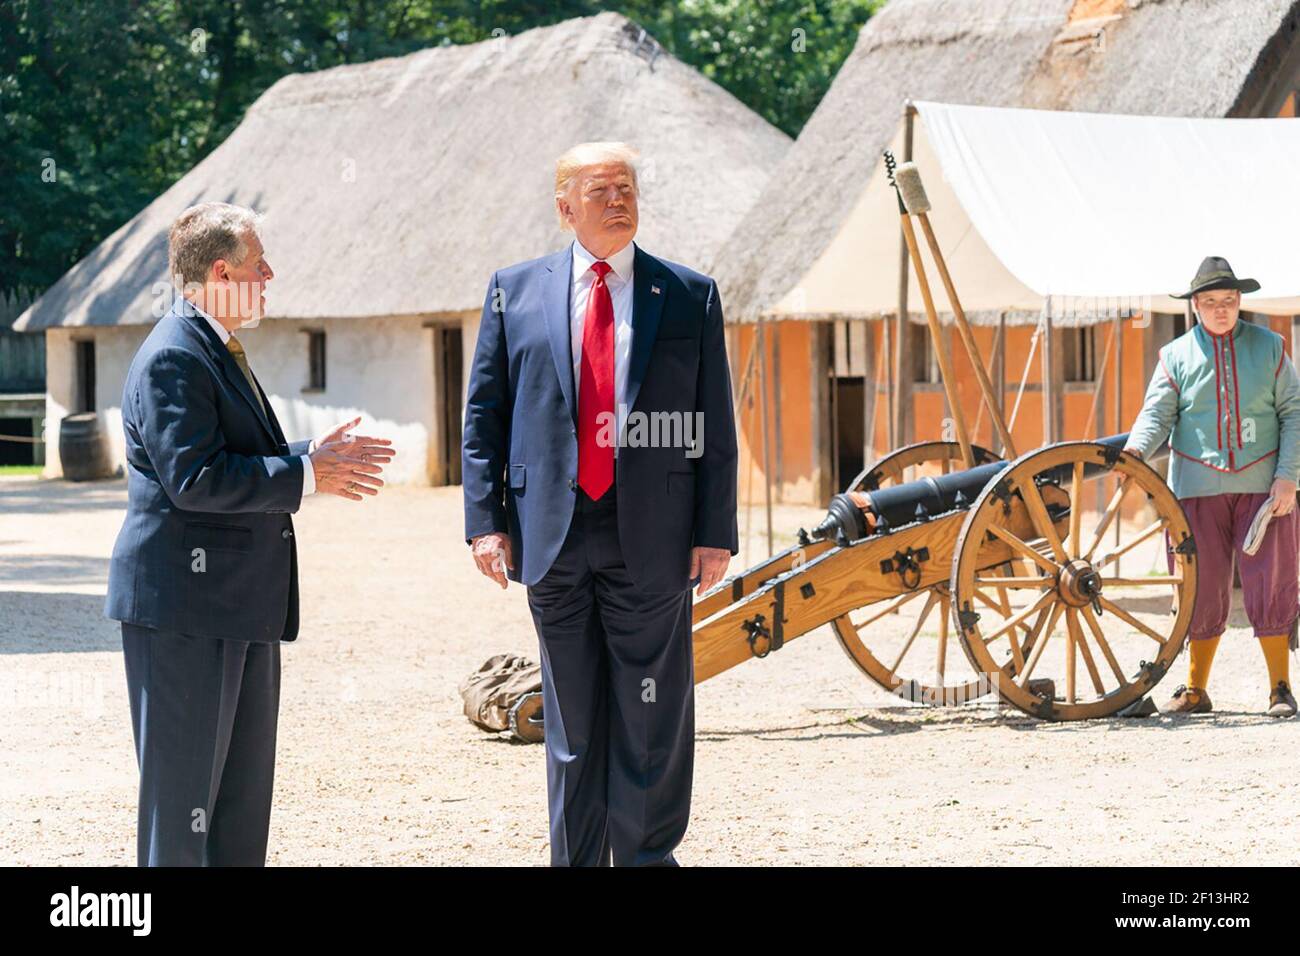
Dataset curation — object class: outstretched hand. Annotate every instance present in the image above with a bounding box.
[309,416,396,502]
[313,416,395,467]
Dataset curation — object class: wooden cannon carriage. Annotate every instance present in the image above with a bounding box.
[690,151,1197,722]
[691,432,1196,721]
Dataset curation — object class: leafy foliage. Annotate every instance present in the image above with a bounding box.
[0,0,880,299]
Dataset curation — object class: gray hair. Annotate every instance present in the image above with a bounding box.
[168,202,263,289]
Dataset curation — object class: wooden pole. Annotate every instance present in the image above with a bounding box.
[771,326,783,497]
[862,319,876,469]
[993,312,1007,454]
[916,215,1018,459]
[1113,311,1123,436]
[829,336,840,491]
[1009,314,1042,434]
[867,322,885,466]
[736,329,759,567]
[733,331,759,409]
[1113,310,1124,573]
[883,309,894,451]
[1042,297,1056,445]
[757,319,774,557]
[897,212,975,467]
[892,102,915,450]
[1082,321,1116,441]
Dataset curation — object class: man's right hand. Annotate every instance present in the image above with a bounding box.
[310,440,386,501]
[471,532,513,589]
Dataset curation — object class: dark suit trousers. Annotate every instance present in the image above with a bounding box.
[526,487,695,866]
[121,623,281,866]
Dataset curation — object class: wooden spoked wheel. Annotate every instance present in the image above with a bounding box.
[950,442,1197,720]
[844,440,1000,492]
[832,441,1006,705]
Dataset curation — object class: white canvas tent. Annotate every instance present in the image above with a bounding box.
[772,100,1300,322]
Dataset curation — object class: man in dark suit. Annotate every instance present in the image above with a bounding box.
[462,142,739,866]
[106,202,393,865]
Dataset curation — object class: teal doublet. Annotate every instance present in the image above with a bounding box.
[1127,319,1300,498]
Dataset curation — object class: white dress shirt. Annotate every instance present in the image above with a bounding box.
[190,301,316,497]
[570,238,635,455]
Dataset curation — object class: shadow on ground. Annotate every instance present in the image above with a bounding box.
[0,591,119,653]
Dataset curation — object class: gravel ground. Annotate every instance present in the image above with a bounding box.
[1,474,1297,866]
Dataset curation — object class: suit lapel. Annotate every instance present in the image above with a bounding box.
[541,248,577,424]
[175,299,281,446]
[626,244,667,416]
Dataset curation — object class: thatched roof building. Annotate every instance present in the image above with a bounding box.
[18,11,790,331]
[713,0,1300,324]
[21,12,790,489]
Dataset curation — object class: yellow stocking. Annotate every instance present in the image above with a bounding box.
[1259,634,1290,688]
[1188,634,1221,692]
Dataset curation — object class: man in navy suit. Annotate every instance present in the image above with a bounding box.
[106,202,394,865]
[462,142,739,866]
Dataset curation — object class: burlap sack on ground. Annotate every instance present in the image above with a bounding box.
[460,653,543,736]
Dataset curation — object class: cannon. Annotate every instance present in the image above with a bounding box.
[691,433,1196,721]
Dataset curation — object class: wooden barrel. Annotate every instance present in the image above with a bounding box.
[59,413,114,481]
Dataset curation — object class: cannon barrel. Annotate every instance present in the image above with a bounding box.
[811,433,1168,543]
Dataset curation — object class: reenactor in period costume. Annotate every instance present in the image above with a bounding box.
[1125,257,1300,717]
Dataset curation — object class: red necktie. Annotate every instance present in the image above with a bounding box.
[578,261,615,499]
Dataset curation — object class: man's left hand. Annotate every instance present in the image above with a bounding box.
[690,546,731,596]
[1269,477,1298,516]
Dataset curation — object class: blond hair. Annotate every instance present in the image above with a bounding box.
[554,142,640,230]
[168,202,263,288]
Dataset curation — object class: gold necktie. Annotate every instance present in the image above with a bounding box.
[226,336,268,418]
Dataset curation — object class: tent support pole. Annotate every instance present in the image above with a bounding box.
[891,101,916,451]
[771,325,783,498]
[863,319,877,467]
[1008,314,1042,435]
[1083,321,1116,440]
[1113,309,1125,572]
[1042,296,1056,445]
[897,211,975,467]
[757,318,774,557]
[993,312,1007,454]
[972,316,1004,448]
[915,215,1018,459]
[883,312,893,451]
[734,329,759,567]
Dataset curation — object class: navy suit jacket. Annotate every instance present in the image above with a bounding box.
[462,242,739,593]
[105,298,310,643]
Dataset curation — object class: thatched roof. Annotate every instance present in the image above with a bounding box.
[18,12,789,331]
[713,0,1300,324]
[1021,0,1300,116]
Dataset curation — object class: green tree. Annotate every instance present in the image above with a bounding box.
[0,0,880,301]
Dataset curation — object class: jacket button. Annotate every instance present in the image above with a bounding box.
[568,478,576,491]
[282,529,292,539]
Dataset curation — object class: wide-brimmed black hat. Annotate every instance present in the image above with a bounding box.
[1171,256,1260,299]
